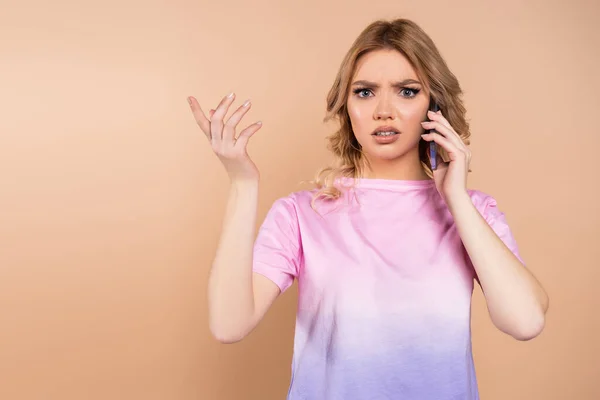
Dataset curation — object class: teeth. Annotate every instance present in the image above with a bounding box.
[375,131,397,136]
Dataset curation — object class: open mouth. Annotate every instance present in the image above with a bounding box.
[372,126,400,137]
[373,131,399,136]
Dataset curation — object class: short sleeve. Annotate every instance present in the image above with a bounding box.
[252,196,303,293]
[470,190,526,265]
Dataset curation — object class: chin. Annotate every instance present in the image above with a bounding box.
[364,143,412,161]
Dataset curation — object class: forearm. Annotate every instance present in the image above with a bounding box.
[448,192,549,340]
[208,179,259,340]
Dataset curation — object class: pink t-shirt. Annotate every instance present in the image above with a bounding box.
[252,177,524,400]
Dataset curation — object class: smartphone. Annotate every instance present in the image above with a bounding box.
[428,100,440,170]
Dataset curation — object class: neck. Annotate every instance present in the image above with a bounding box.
[360,149,430,181]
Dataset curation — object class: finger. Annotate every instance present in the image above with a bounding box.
[427,110,453,130]
[422,119,472,162]
[188,96,211,138]
[208,109,215,121]
[223,99,252,140]
[421,120,464,149]
[427,115,471,161]
[234,121,263,149]
[427,110,465,146]
[421,132,466,163]
[211,92,236,145]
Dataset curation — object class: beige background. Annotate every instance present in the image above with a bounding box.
[1,0,599,399]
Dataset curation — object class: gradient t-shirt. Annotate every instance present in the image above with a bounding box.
[252,178,524,400]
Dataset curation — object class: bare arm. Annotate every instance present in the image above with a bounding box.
[422,109,548,341]
[188,92,281,343]
[208,180,281,343]
[448,193,549,341]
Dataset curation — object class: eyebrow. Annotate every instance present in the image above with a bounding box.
[351,79,422,87]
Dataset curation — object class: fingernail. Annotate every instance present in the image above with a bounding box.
[187,97,192,105]
[227,92,234,98]
[243,99,251,107]
[256,121,262,125]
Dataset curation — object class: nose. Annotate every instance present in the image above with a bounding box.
[374,94,395,120]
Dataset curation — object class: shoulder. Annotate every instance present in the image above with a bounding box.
[266,188,317,216]
[467,188,498,210]
[256,189,320,242]
[466,188,508,224]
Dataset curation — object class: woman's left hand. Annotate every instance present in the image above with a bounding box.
[420,110,471,205]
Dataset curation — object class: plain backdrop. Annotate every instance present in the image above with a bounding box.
[1,0,599,399]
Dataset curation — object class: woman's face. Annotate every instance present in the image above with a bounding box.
[347,48,430,165]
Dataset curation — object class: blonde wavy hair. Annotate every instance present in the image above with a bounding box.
[310,18,471,208]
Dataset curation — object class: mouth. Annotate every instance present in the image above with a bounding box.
[371,126,400,137]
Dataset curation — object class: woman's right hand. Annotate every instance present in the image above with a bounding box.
[188,92,263,182]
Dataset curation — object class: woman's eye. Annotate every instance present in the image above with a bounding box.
[401,88,420,98]
[357,89,372,97]
[353,88,420,98]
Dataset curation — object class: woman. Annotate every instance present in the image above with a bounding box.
[188,18,548,400]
